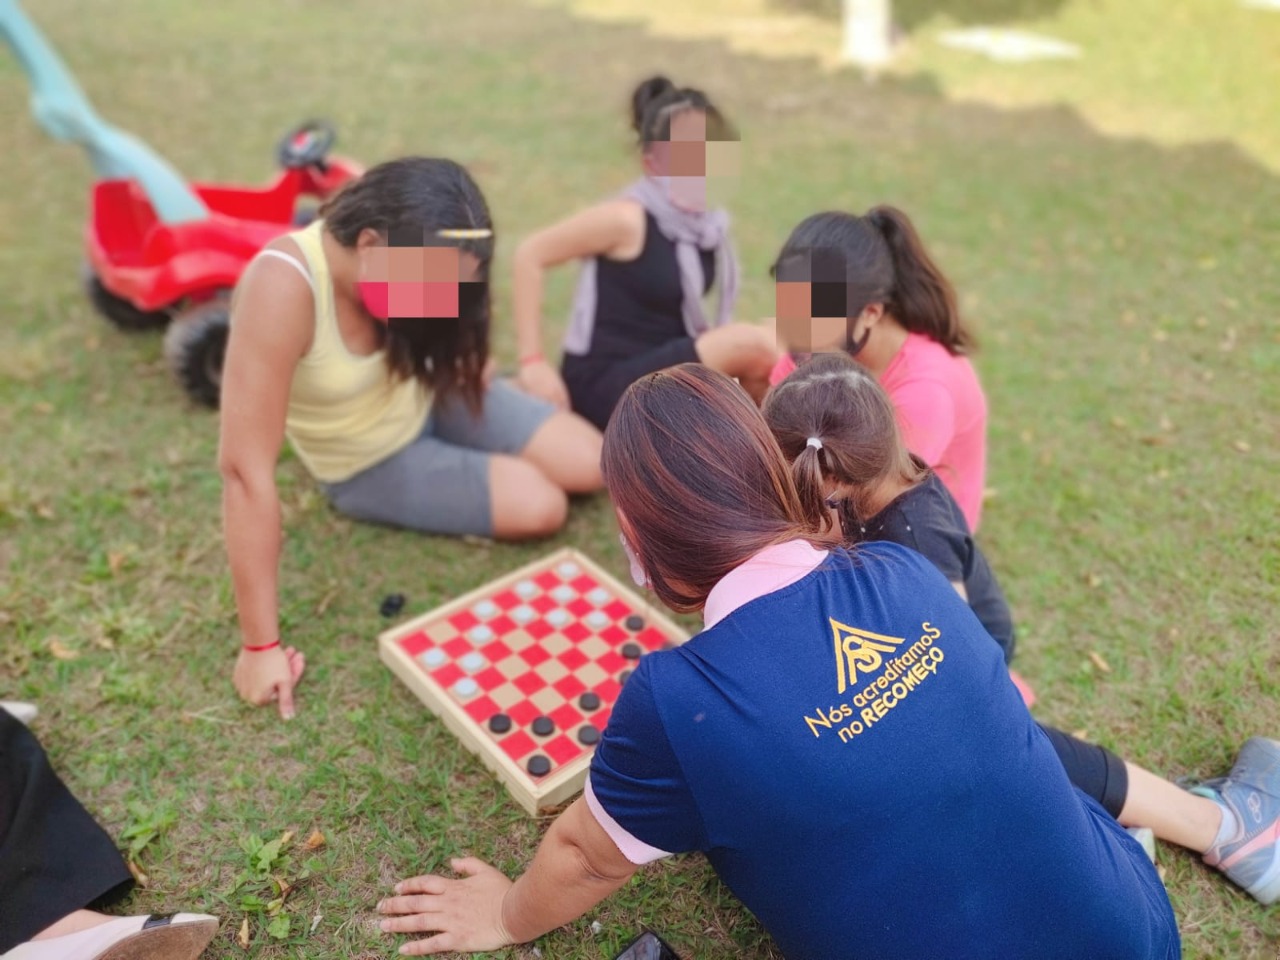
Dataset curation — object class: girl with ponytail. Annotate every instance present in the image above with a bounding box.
[770,206,988,529]
[511,76,777,431]
[762,352,1279,906]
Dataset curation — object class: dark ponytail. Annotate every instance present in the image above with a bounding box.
[866,205,971,355]
[630,75,677,136]
[628,75,736,145]
[772,206,974,356]
[789,441,834,535]
[762,352,926,541]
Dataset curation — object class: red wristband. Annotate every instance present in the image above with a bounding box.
[242,640,281,653]
[518,353,545,366]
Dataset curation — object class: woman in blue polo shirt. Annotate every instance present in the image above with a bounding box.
[375,364,1179,959]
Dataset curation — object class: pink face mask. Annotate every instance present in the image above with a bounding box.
[357,281,391,322]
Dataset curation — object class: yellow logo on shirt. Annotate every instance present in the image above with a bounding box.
[831,619,906,694]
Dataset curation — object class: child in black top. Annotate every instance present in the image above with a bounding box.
[761,351,1280,904]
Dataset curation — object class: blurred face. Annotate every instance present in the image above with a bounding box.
[643,109,740,212]
[774,248,878,356]
[356,231,486,321]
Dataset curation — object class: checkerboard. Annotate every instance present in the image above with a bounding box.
[378,548,689,814]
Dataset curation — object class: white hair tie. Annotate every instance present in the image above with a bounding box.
[807,437,823,450]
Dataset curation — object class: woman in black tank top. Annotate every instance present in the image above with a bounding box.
[510,76,777,431]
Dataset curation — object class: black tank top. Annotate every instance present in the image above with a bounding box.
[587,212,716,358]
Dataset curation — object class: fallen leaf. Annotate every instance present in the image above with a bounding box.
[47,637,79,661]
[108,551,127,575]
[34,502,55,520]
[279,830,295,847]
[1110,416,1128,430]
[1159,415,1174,432]
[315,587,339,616]
[310,914,323,935]
[304,829,326,851]
[1083,572,1103,589]
[128,859,149,887]
[1193,316,1208,329]
[1233,439,1251,454]
[237,917,251,949]
[1140,435,1170,447]
[1088,650,1112,674]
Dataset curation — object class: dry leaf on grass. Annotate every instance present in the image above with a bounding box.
[1088,651,1112,674]
[127,859,149,887]
[304,830,326,850]
[237,917,250,949]
[47,637,79,660]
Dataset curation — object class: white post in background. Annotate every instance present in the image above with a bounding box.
[842,0,894,69]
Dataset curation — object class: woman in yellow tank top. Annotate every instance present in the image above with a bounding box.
[219,158,603,719]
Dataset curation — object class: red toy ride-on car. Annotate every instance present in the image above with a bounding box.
[3,0,363,406]
[86,121,361,406]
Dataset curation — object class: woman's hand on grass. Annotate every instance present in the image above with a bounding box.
[517,359,570,410]
[379,857,516,955]
[233,644,306,720]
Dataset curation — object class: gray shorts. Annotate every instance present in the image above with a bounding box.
[320,379,556,537]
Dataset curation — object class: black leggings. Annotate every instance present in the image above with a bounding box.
[1040,724,1129,818]
[0,712,134,951]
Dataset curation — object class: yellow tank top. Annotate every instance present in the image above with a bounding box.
[282,221,431,483]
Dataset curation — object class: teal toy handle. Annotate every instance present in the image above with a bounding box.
[0,0,207,223]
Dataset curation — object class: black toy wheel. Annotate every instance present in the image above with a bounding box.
[164,299,230,408]
[82,263,170,331]
[276,120,336,171]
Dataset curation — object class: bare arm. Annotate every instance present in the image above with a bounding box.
[513,201,645,405]
[379,797,640,955]
[218,249,313,716]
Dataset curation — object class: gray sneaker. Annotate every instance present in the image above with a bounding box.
[1186,737,1280,904]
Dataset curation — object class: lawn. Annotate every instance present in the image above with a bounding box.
[1,0,1277,958]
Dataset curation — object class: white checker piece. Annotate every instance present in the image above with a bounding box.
[453,678,478,697]
[418,648,446,668]
[459,651,486,673]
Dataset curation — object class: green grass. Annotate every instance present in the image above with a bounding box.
[1,0,1278,957]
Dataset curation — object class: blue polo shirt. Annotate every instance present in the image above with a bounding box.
[588,542,1178,960]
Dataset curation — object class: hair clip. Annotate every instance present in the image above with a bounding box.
[436,228,492,239]
[807,437,824,450]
